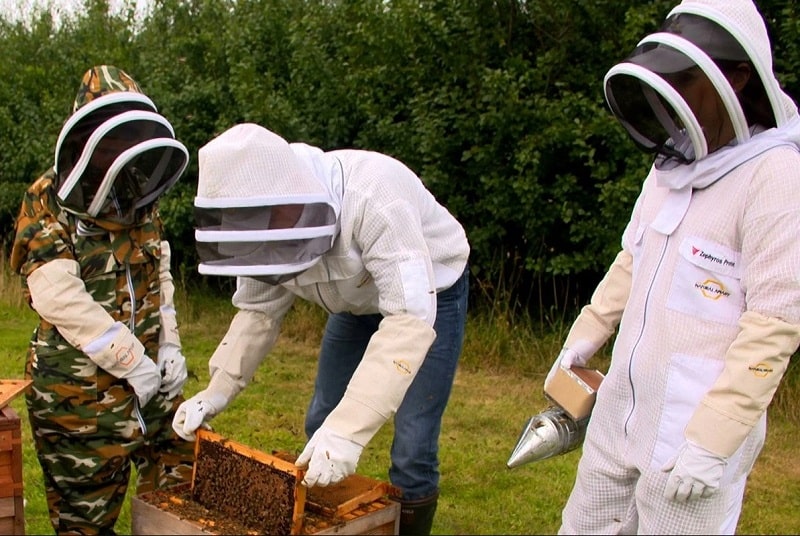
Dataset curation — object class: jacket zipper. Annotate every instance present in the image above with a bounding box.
[623,234,670,436]
[126,263,147,435]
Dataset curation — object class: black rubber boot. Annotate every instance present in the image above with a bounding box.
[397,491,439,535]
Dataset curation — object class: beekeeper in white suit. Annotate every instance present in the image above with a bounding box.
[541,0,800,533]
[172,122,470,535]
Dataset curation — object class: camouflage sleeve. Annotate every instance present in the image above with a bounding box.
[9,173,75,277]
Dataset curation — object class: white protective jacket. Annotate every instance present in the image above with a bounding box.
[559,0,800,532]
[205,144,469,446]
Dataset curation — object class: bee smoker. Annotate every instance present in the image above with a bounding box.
[506,406,588,468]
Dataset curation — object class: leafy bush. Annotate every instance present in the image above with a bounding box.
[1,0,798,315]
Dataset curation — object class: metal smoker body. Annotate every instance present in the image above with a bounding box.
[506,406,588,468]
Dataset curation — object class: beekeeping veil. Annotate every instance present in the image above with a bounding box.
[603,0,800,235]
[194,123,340,284]
[54,66,189,229]
[604,0,795,168]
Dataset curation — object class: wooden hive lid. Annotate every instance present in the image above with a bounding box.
[0,380,31,410]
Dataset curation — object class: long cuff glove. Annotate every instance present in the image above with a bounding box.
[82,321,162,407]
[662,440,727,502]
[158,343,188,400]
[295,425,364,487]
[26,263,162,407]
[172,383,233,442]
[544,347,586,389]
[122,358,162,408]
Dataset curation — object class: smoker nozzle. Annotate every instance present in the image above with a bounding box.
[506,406,588,469]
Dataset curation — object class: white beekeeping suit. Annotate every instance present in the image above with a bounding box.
[543,0,800,533]
[173,124,470,536]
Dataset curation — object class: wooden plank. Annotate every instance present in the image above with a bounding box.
[0,464,11,480]
[0,483,23,500]
[0,381,31,410]
[0,496,15,517]
[306,473,396,518]
[0,431,12,453]
[314,499,400,535]
[0,517,14,535]
[332,481,392,518]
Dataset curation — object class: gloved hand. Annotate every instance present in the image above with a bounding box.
[80,321,161,407]
[121,356,162,408]
[544,347,586,388]
[158,343,188,400]
[172,389,230,441]
[662,440,728,502]
[295,425,364,487]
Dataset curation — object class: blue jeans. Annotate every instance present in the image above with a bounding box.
[305,267,469,500]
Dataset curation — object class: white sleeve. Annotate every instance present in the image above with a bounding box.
[686,311,800,457]
[28,258,147,374]
[206,276,296,397]
[323,313,436,446]
[158,241,182,348]
[564,249,632,359]
[27,258,115,349]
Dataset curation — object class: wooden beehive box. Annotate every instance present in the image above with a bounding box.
[0,380,30,536]
[131,430,400,535]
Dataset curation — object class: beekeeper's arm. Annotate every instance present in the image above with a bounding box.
[296,194,437,487]
[662,311,800,502]
[543,249,633,389]
[11,190,161,407]
[172,277,295,441]
[157,241,189,399]
[664,157,800,502]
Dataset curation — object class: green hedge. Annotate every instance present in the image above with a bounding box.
[1,0,797,313]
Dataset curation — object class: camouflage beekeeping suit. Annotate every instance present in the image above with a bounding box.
[9,66,194,536]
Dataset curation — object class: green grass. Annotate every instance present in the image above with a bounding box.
[1,267,798,534]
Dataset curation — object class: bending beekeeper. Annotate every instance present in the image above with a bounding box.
[172,123,470,536]
[540,0,800,533]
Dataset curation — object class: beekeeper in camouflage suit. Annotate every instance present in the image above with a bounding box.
[10,65,195,535]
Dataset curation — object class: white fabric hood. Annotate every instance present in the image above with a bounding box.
[604,0,800,234]
[195,123,343,282]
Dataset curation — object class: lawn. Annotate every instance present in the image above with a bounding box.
[0,274,798,534]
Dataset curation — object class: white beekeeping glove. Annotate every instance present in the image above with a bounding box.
[295,425,364,487]
[172,371,238,441]
[544,347,587,388]
[158,343,188,399]
[662,440,727,502]
[82,321,162,407]
[171,389,228,441]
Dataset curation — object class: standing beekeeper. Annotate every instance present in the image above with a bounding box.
[540,0,800,533]
[10,65,195,535]
[172,122,470,535]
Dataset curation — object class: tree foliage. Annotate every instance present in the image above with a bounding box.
[1,0,797,314]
